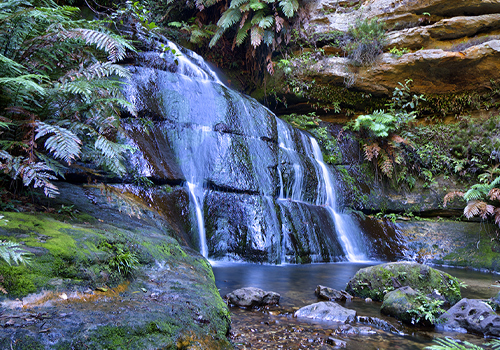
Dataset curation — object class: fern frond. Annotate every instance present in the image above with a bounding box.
[229,0,249,9]
[0,241,31,266]
[258,15,274,29]
[94,136,127,175]
[279,0,299,18]
[61,29,133,62]
[425,337,484,350]
[464,183,490,202]
[217,8,242,30]
[250,25,264,48]
[489,188,500,201]
[494,208,500,226]
[0,75,47,95]
[249,0,266,11]
[363,143,380,161]
[464,200,494,220]
[209,27,225,48]
[234,23,251,47]
[443,191,465,207]
[35,121,82,163]
[379,152,393,178]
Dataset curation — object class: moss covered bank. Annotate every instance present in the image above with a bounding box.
[0,183,231,349]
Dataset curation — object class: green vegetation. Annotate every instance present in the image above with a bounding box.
[342,17,386,66]
[0,0,136,197]
[346,79,424,181]
[406,292,445,325]
[426,338,500,350]
[390,47,410,58]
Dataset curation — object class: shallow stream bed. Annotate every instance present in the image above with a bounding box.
[213,262,500,349]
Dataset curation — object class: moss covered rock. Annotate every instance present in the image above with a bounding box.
[345,261,462,304]
[0,183,231,349]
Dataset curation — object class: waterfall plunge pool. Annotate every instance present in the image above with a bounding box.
[213,262,500,349]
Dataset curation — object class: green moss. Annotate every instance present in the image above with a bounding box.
[0,264,37,297]
[0,335,45,350]
[346,262,462,304]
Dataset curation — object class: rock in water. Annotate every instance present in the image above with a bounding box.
[315,285,353,301]
[437,298,500,336]
[345,261,462,304]
[225,287,280,308]
[294,301,356,323]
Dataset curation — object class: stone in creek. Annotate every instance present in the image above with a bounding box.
[294,301,356,323]
[225,287,280,308]
[326,337,347,348]
[315,285,353,301]
[437,298,500,336]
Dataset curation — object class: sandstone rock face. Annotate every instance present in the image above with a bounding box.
[437,298,500,336]
[295,0,500,95]
[302,41,500,95]
[225,287,281,308]
[294,301,357,322]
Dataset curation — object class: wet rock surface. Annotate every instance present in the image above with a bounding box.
[225,287,281,308]
[294,301,356,323]
[437,298,500,336]
[345,261,461,304]
[315,285,353,301]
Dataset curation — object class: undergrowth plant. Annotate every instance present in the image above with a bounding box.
[0,0,136,197]
[426,337,500,350]
[342,17,386,66]
[347,79,424,182]
[407,293,445,325]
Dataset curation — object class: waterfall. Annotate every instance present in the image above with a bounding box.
[123,42,372,263]
[310,139,367,262]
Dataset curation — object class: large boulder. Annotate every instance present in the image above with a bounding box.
[345,262,462,304]
[437,298,500,336]
[295,301,356,323]
[224,287,280,308]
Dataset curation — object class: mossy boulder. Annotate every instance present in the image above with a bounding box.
[0,183,231,349]
[345,261,462,304]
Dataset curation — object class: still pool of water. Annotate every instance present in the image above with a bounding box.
[213,262,500,349]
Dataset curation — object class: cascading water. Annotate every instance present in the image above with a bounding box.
[122,41,371,264]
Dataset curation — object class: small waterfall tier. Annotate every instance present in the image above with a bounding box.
[121,43,370,264]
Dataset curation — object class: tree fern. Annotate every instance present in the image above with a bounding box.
[0,0,137,197]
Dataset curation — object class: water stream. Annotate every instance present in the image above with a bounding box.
[214,262,499,349]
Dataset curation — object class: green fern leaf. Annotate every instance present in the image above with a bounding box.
[0,75,47,95]
[279,0,298,18]
[217,8,242,29]
[35,122,82,164]
[235,22,251,46]
[229,0,249,8]
[0,241,32,266]
[249,0,266,11]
